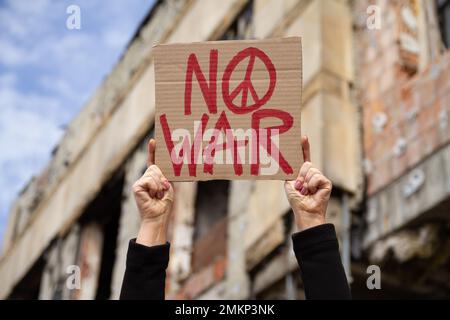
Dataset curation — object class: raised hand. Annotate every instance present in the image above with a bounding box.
[284,136,332,232]
[133,139,174,246]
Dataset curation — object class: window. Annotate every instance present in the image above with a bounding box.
[437,0,450,47]
[193,180,229,241]
[191,180,229,272]
[190,1,254,274]
[220,0,254,40]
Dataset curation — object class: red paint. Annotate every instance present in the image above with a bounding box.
[222,47,276,114]
[162,46,294,177]
[184,50,218,115]
[160,113,209,177]
[251,109,294,176]
[203,111,246,176]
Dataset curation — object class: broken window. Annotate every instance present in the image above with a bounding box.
[437,0,450,47]
[189,1,254,274]
[191,180,229,273]
[77,170,125,299]
[7,257,45,299]
[220,0,254,40]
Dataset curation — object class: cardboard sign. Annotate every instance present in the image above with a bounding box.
[154,37,302,181]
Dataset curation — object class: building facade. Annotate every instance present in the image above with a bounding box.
[0,0,449,299]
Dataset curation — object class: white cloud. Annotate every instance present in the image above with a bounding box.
[0,78,64,249]
[0,0,155,249]
[7,0,51,14]
[0,83,69,124]
[0,102,63,162]
[0,73,65,178]
[0,0,56,41]
[103,29,130,49]
[0,73,17,87]
[0,39,30,66]
[0,10,28,38]
[40,75,77,100]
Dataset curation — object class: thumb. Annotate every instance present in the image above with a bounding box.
[301,135,311,163]
[147,138,156,167]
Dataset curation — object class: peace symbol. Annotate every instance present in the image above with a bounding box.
[222,47,277,114]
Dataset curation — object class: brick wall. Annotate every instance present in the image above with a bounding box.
[356,0,450,195]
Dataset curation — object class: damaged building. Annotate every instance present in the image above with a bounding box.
[1,0,449,299]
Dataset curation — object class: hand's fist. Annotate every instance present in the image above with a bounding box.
[284,136,332,231]
[133,139,174,223]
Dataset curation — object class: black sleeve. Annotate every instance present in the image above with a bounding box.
[119,239,170,300]
[292,224,351,300]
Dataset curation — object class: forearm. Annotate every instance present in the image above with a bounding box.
[292,224,351,300]
[136,215,170,246]
[293,210,326,233]
[120,218,170,300]
[120,239,170,300]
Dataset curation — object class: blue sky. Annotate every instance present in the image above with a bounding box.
[0,0,154,248]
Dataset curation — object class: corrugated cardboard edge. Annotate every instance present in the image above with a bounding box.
[153,37,303,181]
[153,36,301,50]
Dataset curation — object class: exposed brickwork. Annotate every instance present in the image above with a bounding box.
[356,0,450,195]
[365,52,450,195]
[4,0,450,300]
[192,218,227,273]
[169,256,227,299]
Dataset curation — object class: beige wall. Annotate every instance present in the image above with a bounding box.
[0,0,249,299]
[0,0,363,299]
